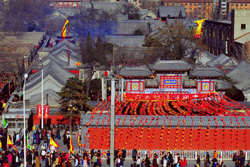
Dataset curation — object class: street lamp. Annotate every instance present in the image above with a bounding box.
[23,73,28,167]
[40,58,44,129]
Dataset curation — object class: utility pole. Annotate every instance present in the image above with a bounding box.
[110,78,115,167]
[23,74,28,167]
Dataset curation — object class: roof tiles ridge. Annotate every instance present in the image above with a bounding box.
[226,60,250,75]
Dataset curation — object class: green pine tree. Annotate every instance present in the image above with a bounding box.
[80,33,112,97]
[57,77,92,135]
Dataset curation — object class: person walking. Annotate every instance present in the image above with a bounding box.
[162,157,167,167]
[196,155,200,167]
[204,151,210,167]
[91,153,97,167]
[83,156,88,167]
[136,156,141,167]
[122,148,127,161]
[96,157,102,167]
[132,148,138,163]
[145,154,151,167]
[7,152,12,167]
[35,155,40,167]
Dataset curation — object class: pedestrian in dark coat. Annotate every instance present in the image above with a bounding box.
[132,148,137,162]
[35,130,40,144]
[145,154,151,167]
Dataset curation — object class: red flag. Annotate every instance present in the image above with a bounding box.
[77,132,84,147]
[49,136,59,148]
[70,136,74,153]
[61,19,69,39]
[7,134,17,152]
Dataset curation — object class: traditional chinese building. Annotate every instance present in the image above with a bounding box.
[80,60,250,153]
[118,60,229,100]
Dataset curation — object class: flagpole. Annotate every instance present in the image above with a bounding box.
[23,74,28,167]
[41,59,44,129]
[67,16,70,66]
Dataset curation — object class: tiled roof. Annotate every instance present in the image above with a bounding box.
[206,53,238,67]
[81,1,126,11]
[119,66,153,77]
[26,60,75,90]
[152,60,192,71]
[55,32,74,38]
[105,35,145,47]
[54,39,79,51]
[82,115,250,128]
[163,0,213,2]
[226,61,250,90]
[28,89,61,106]
[167,18,194,27]
[190,66,224,78]
[115,20,149,35]
[215,80,232,91]
[50,0,80,2]
[202,50,217,59]
[158,6,186,18]
[51,45,80,60]
[147,20,166,32]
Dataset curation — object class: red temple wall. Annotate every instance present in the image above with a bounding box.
[87,128,249,150]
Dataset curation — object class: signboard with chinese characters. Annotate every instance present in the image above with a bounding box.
[160,76,182,89]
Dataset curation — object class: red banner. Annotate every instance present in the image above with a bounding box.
[124,93,214,101]
[44,105,49,119]
[37,105,42,118]
[37,105,49,118]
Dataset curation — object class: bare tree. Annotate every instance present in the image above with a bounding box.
[1,0,53,35]
[45,17,65,36]
[230,42,250,63]
[0,36,25,84]
[116,3,140,19]
[111,46,157,72]
[73,5,117,38]
[145,20,205,62]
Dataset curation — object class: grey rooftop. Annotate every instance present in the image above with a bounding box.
[190,66,224,78]
[81,114,250,128]
[119,66,153,77]
[152,60,192,71]
[226,61,250,90]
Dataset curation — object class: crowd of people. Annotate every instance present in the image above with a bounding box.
[0,127,250,167]
[0,127,88,167]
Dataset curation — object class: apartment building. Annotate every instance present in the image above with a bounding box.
[229,0,250,12]
[161,0,214,19]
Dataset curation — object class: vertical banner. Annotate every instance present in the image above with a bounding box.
[37,104,42,118]
[44,105,49,119]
